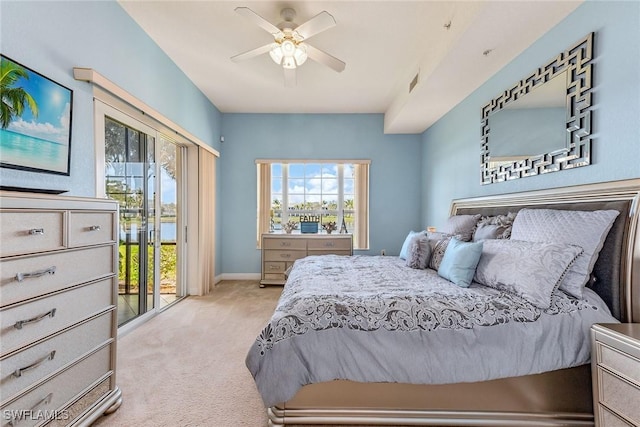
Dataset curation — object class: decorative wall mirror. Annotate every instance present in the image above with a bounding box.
[481,33,594,184]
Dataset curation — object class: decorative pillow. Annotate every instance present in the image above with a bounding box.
[426,231,451,241]
[510,208,619,299]
[473,212,517,241]
[440,214,481,242]
[437,238,483,288]
[427,235,451,270]
[405,234,431,269]
[473,223,505,241]
[400,230,424,260]
[474,239,583,309]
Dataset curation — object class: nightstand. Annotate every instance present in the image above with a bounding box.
[591,323,640,426]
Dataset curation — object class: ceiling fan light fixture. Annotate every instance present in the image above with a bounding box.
[281,39,296,57]
[270,41,307,68]
[269,46,284,65]
[294,44,308,66]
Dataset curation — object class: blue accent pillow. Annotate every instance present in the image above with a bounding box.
[437,238,483,287]
[399,230,421,260]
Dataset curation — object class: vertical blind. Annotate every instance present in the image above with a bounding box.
[198,147,217,294]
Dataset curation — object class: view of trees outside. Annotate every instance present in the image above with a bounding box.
[271,163,355,232]
[104,118,177,297]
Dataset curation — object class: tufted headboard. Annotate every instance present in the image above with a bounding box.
[450,179,640,322]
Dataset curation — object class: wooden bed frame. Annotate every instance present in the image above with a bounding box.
[267,179,640,427]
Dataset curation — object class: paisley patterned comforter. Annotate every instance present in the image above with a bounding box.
[246,255,618,407]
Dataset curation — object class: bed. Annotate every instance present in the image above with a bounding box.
[247,179,640,427]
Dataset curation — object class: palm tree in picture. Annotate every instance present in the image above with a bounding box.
[0,58,38,129]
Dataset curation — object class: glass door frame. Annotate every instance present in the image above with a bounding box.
[156,134,187,309]
[95,100,188,332]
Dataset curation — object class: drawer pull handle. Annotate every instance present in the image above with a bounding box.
[280,242,291,247]
[280,254,291,258]
[15,266,56,282]
[88,225,101,231]
[269,265,279,270]
[28,228,45,235]
[324,242,335,247]
[14,308,57,330]
[7,393,53,426]
[13,350,56,378]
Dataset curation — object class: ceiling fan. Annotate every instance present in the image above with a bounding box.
[231,7,346,87]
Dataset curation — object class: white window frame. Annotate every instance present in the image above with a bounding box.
[256,159,370,250]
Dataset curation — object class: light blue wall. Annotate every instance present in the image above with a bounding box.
[0,1,221,196]
[220,114,422,274]
[421,0,640,229]
[5,1,638,278]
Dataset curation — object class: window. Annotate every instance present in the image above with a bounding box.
[257,160,369,250]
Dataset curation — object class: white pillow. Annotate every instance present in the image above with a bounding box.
[474,239,583,309]
[510,208,619,299]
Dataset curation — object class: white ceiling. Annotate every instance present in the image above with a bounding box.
[118,0,582,134]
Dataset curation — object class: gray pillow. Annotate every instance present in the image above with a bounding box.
[473,212,516,241]
[474,239,583,309]
[473,223,506,241]
[439,214,480,242]
[510,208,619,299]
[405,234,431,269]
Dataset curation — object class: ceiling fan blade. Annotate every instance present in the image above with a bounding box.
[284,67,296,88]
[305,44,346,73]
[235,7,283,37]
[294,11,336,40]
[231,43,275,63]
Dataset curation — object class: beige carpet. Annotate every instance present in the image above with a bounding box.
[93,280,281,427]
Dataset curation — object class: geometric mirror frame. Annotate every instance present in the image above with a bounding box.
[481,33,594,184]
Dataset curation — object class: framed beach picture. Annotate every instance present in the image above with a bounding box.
[0,55,73,176]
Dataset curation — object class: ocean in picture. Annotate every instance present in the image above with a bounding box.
[0,128,69,173]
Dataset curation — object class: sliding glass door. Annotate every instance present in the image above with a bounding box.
[104,117,185,326]
[157,136,184,308]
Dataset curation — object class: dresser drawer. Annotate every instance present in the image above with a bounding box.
[0,279,114,356]
[599,405,634,427]
[263,238,307,250]
[0,210,65,257]
[0,344,112,427]
[0,310,113,403]
[307,250,352,256]
[263,273,286,282]
[599,368,640,425]
[68,211,115,247]
[307,237,351,251]
[0,245,115,307]
[263,250,307,262]
[598,342,640,386]
[264,261,286,273]
[47,377,112,427]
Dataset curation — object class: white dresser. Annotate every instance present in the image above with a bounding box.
[591,323,640,427]
[261,233,353,286]
[0,191,122,427]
